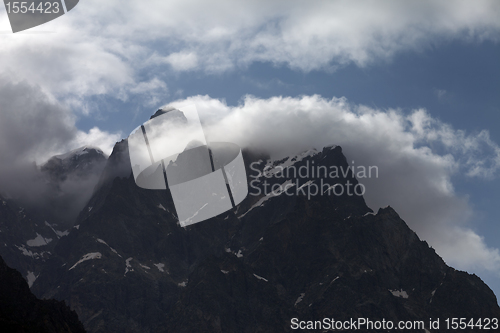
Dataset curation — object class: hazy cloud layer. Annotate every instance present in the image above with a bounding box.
[0,77,120,162]
[166,94,500,273]
[0,77,120,204]
[1,0,499,104]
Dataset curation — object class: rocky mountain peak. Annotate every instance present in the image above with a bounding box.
[23,140,500,332]
[42,146,108,181]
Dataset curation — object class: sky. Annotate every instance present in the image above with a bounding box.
[1,0,500,299]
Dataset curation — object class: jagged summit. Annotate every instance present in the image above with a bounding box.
[150,106,181,120]
[25,140,500,333]
[50,146,106,163]
[0,144,112,289]
[42,146,108,179]
[55,145,105,158]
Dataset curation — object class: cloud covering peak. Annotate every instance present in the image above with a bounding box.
[0,76,120,204]
[165,94,500,273]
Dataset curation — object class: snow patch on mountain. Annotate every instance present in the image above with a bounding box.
[69,252,102,270]
[266,150,316,175]
[239,179,294,218]
[389,289,409,299]
[261,149,319,178]
[45,221,69,238]
[154,263,166,272]
[297,180,314,190]
[26,271,38,288]
[96,238,121,257]
[54,146,105,161]
[124,257,134,276]
[294,293,305,306]
[26,233,52,247]
[15,245,50,259]
[253,274,268,282]
[140,263,151,270]
[430,289,437,304]
[180,203,208,226]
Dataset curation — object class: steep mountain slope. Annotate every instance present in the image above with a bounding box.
[0,255,85,333]
[0,195,60,288]
[40,146,108,225]
[0,146,107,289]
[31,140,500,333]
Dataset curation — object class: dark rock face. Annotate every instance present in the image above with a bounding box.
[0,255,86,333]
[40,146,108,224]
[23,143,500,332]
[0,146,108,290]
[0,195,55,289]
[41,147,107,182]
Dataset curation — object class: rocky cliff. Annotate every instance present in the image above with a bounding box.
[27,141,499,332]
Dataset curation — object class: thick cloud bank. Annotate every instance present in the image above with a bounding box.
[1,0,499,103]
[0,77,120,219]
[167,94,500,274]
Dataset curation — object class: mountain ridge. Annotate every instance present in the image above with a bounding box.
[0,146,109,293]
[28,139,500,332]
[0,255,86,333]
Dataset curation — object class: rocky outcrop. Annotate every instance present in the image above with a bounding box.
[27,143,500,332]
[0,255,85,333]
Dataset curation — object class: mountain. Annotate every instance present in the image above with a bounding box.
[40,146,108,225]
[42,146,107,182]
[0,255,85,332]
[0,146,107,291]
[28,140,500,333]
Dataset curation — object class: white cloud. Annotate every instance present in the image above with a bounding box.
[439,228,500,272]
[408,110,500,178]
[71,127,122,157]
[162,52,199,71]
[1,0,500,102]
[128,77,168,107]
[165,94,500,274]
[0,77,121,217]
[0,76,121,165]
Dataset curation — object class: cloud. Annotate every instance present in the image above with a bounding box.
[157,52,199,71]
[408,110,500,178]
[165,94,500,274]
[0,75,121,163]
[128,77,168,107]
[0,76,121,211]
[1,0,500,103]
[71,127,123,157]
